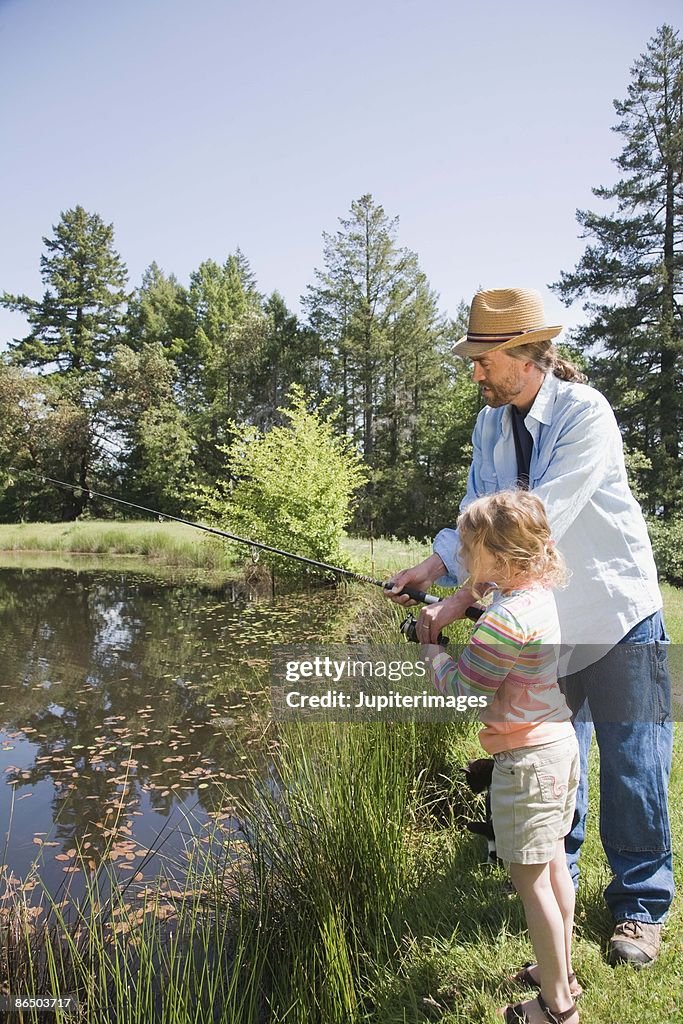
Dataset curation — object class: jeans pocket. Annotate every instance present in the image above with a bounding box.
[620,618,653,645]
[619,610,666,646]
[655,641,672,724]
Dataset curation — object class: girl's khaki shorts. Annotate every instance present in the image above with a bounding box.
[490,734,580,865]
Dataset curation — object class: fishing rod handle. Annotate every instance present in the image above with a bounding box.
[383,583,440,605]
[384,582,484,621]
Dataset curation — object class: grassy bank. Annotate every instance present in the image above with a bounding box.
[0,520,240,570]
[0,521,433,572]
[5,691,681,1022]
[1,548,681,1021]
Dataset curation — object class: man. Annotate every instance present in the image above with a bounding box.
[387,287,673,967]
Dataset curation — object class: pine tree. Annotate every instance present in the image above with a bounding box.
[126,262,193,363]
[304,195,456,535]
[108,342,195,514]
[248,292,321,426]
[409,302,480,535]
[183,253,267,480]
[186,254,263,405]
[553,25,683,514]
[2,206,128,375]
[304,195,420,459]
[1,207,129,516]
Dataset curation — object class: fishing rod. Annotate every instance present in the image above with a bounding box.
[41,476,483,634]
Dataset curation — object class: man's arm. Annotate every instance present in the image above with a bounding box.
[385,553,448,607]
[432,410,488,585]
[386,411,486,636]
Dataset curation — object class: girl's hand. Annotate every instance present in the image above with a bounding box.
[416,587,477,644]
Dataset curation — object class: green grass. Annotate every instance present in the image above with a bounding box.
[662,582,683,639]
[0,539,681,1021]
[0,520,240,569]
[359,583,683,1023]
[373,727,683,1024]
[0,521,432,576]
[4,695,682,1022]
[343,535,432,575]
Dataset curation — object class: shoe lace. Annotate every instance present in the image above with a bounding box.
[617,920,643,939]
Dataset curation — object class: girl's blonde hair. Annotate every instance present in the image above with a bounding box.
[457,490,567,598]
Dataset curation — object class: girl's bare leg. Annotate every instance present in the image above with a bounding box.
[507,856,577,1019]
[548,839,576,979]
[522,840,577,987]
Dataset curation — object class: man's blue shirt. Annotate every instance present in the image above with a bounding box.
[433,372,661,656]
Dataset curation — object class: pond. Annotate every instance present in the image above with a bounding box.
[0,561,363,906]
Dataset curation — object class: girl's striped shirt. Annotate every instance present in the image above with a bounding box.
[429,584,574,754]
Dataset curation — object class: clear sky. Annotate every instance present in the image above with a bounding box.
[1,0,681,348]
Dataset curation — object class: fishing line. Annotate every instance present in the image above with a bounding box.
[41,476,450,608]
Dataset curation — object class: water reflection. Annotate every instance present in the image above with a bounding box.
[0,565,359,899]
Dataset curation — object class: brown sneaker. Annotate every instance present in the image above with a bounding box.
[608,920,662,966]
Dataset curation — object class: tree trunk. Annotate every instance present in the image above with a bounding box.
[659,161,679,514]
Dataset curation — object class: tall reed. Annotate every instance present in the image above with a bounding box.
[230,715,476,1023]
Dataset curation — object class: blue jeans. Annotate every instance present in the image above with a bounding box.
[560,610,674,924]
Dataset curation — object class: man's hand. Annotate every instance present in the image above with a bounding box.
[416,587,477,644]
[384,553,446,606]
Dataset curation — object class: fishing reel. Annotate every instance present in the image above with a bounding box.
[399,613,449,647]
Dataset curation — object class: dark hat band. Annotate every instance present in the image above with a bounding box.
[466,330,526,344]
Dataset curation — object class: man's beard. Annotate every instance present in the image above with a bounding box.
[479,379,523,407]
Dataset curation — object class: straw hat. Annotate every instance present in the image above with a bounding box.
[453,287,563,358]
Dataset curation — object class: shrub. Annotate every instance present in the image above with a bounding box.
[192,386,367,580]
[647,515,683,586]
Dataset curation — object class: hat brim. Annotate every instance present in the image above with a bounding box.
[452,325,563,359]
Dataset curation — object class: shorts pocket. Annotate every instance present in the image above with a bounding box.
[533,765,568,803]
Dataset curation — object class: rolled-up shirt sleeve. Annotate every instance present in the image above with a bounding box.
[433,528,462,587]
[432,414,486,586]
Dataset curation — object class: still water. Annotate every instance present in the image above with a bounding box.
[0,562,358,904]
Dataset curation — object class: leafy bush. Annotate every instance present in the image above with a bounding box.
[192,386,367,579]
[647,516,683,586]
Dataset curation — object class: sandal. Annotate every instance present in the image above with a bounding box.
[507,962,583,1001]
[500,994,578,1023]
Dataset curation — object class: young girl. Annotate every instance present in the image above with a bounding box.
[425,490,581,1024]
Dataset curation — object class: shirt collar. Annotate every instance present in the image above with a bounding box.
[525,372,558,426]
[500,373,558,435]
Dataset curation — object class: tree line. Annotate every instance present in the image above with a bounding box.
[1,24,682,542]
[0,195,478,538]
